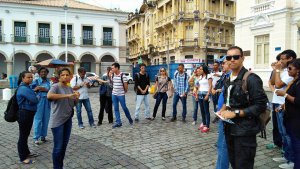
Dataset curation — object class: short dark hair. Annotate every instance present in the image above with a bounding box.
[178,63,184,67]
[38,67,49,74]
[58,68,71,76]
[2,73,7,78]
[139,63,146,68]
[111,62,120,69]
[213,61,220,65]
[281,49,297,60]
[227,46,243,56]
[78,67,86,73]
[200,65,210,78]
[276,53,281,61]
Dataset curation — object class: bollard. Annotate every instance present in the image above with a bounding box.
[3,88,12,100]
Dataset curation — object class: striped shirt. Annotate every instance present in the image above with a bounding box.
[112,72,128,96]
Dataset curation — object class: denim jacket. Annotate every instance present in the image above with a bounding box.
[17,82,39,112]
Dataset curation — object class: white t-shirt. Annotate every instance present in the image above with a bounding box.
[112,72,128,96]
[70,75,90,100]
[196,74,212,92]
[272,68,293,104]
[210,71,222,88]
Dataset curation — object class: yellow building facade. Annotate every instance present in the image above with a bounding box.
[127,0,236,66]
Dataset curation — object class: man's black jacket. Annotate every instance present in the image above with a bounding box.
[223,67,268,136]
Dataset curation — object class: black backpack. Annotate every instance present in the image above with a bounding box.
[4,88,19,122]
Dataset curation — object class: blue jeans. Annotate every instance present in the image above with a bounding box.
[277,110,294,162]
[135,94,150,119]
[286,124,300,169]
[76,98,94,126]
[51,117,72,169]
[152,92,168,118]
[271,103,282,147]
[172,93,187,119]
[216,121,229,169]
[112,95,133,125]
[33,97,50,141]
[212,93,220,112]
[192,95,199,121]
[198,93,210,128]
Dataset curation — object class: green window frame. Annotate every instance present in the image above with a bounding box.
[103,27,113,46]
[83,26,93,45]
[61,24,72,44]
[14,22,27,42]
[38,23,50,43]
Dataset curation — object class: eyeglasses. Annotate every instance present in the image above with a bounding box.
[226,55,241,61]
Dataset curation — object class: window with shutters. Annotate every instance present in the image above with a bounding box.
[82,26,93,45]
[255,34,269,67]
[61,24,73,44]
[103,27,113,46]
[14,22,27,42]
[38,23,50,43]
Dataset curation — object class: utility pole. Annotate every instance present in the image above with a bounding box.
[64,0,68,63]
[205,27,208,65]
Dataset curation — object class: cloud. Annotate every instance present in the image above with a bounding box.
[77,0,143,12]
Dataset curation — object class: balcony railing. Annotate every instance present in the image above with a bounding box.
[59,36,75,45]
[251,0,275,13]
[101,39,116,46]
[180,39,198,47]
[81,37,96,46]
[0,34,5,43]
[11,34,30,43]
[35,35,52,44]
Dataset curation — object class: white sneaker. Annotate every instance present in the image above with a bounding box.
[273,157,287,163]
[279,162,294,169]
[192,121,196,125]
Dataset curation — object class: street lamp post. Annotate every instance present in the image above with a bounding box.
[64,0,68,63]
[167,37,170,74]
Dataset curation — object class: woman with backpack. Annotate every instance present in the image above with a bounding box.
[194,65,212,133]
[16,71,39,164]
[151,67,173,120]
[97,67,113,125]
[47,68,80,169]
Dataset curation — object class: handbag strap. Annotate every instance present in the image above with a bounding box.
[157,80,169,93]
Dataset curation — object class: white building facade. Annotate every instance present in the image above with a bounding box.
[235,0,300,86]
[0,0,128,76]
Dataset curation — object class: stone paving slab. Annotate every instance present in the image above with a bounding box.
[0,86,282,169]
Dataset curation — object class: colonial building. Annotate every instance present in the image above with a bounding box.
[235,0,300,85]
[126,0,236,66]
[0,0,129,76]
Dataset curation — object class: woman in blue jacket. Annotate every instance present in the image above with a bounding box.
[17,71,39,164]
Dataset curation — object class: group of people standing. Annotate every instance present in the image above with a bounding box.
[13,46,300,169]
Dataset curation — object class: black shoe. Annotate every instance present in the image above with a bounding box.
[134,118,139,122]
[97,122,102,126]
[182,118,186,123]
[145,117,152,120]
[170,117,177,122]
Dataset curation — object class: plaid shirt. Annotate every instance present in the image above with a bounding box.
[173,72,189,95]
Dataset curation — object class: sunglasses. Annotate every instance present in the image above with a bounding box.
[226,55,241,61]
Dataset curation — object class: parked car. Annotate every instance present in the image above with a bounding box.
[86,72,100,87]
[102,72,133,84]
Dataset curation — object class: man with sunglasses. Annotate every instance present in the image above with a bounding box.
[270,50,296,169]
[219,46,268,169]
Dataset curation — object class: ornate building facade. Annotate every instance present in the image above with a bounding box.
[0,0,129,77]
[127,0,236,66]
[235,0,300,86]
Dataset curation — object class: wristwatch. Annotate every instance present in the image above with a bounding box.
[276,69,280,73]
[234,110,240,117]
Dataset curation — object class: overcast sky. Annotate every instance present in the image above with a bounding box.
[78,0,144,12]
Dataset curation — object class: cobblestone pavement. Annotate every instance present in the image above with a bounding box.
[0,86,282,169]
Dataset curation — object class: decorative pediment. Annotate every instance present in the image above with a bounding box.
[250,14,274,30]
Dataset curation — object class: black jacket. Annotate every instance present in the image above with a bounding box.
[223,67,268,136]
